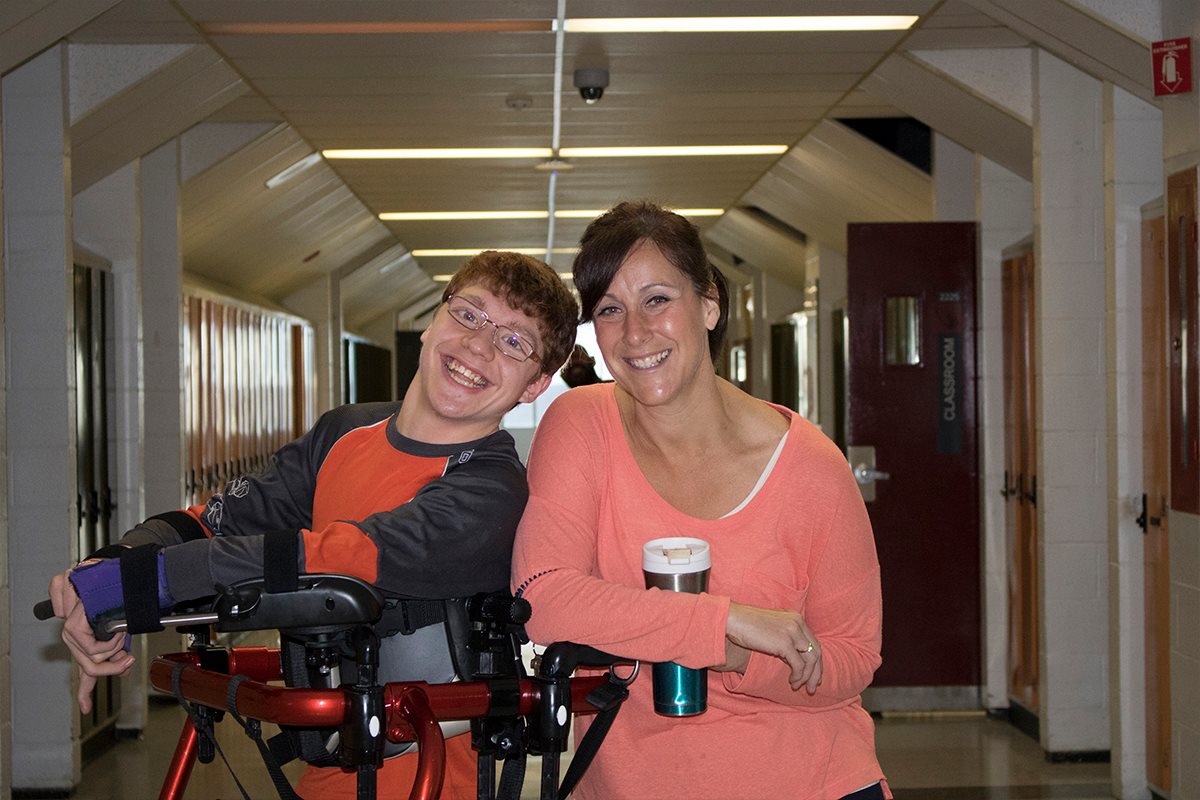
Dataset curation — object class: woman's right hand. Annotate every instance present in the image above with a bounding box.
[725,602,822,693]
[48,568,136,713]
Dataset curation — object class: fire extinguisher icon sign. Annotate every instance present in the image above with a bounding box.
[1163,50,1179,86]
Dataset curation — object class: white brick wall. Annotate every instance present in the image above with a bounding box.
[2,45,80,791]
[1033,48,1110,753]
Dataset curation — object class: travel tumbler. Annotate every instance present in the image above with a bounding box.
[642,537,711,716]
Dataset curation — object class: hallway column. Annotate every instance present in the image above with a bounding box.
[1,45,80,791]
[1105,84,1163,800]
[933,133,975,221]
[284,274,343,414]
[813,242,847,440]
[977,157,1034,711]
[73,162,147,732]
[1032,48,1109,754]
[1160,2,1200,795]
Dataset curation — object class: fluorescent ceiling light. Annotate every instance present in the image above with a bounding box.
[414,248,579,257]
[204,21,552,34]
[381,208,724,221]
[552,208,724,218]
[265,152,323,188]
[381,210,550,221]
[323,148,553,160]
[434,272,574,282]
[560,145,786,158]
[327,146,782,160]
[560,16,919,33]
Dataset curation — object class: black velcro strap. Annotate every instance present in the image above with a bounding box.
[148,510,208,542]
[119,544,165,634]
[377,599,446,637]
[557,678,629,800]
[263,530,300,594]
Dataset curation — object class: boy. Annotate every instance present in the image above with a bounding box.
[48,250,578,799]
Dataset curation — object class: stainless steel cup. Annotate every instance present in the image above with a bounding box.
[642,537,711,716]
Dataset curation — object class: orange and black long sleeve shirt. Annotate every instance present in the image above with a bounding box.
[121,401,528,603]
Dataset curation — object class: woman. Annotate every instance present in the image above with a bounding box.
[512,201,889,800]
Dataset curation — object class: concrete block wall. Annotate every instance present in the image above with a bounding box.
[1,45,80,791]
[1032,48,1110,753]
[1105,84,1163,800]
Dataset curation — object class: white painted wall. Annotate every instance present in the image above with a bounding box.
[2,45,80,791]
[1032,48,1110,753]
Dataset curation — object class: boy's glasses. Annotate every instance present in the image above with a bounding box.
[445,295,539,362]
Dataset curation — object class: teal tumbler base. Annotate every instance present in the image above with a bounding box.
[651,661,707,716]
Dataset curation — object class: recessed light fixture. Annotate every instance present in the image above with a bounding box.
[322,147,554,160]
[265,152,323,188]
[559,16,919,33]
[381,208,724,221]
[414,248,579,258]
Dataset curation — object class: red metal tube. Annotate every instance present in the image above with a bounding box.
[157,718,198,800]
[150,656,347,726]
[394,685,444,800]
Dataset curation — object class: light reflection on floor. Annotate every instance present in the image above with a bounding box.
[63,703,1113,800]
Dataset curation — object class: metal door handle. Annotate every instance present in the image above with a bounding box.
[854,465,891,484]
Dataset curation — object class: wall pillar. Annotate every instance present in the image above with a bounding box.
[1104,83,1163,800]
[2,44,79,791]
[934,133,976,221]
[73,161,146,732]
[1032,47,1110,754]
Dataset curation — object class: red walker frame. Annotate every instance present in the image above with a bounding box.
[149,646,608,800]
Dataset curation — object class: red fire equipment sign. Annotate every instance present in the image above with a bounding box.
[1153,38,1193,96]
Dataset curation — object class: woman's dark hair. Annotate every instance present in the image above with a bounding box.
[573,201,729,361]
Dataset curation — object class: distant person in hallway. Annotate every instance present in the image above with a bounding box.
[512,201,889,800]
[46,250,579,800]
[560,343,605,387]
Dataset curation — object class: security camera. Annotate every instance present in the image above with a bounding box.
[573,67,609,104]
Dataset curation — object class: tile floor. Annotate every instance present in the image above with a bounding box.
[63,703,1113,799]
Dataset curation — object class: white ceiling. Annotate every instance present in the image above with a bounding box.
[0,0,1155,333]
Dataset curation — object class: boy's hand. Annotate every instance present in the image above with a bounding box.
[48,567,136,713]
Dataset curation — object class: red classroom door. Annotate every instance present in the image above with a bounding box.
[847,222,981,706]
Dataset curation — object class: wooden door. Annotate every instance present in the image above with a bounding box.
[1168,168,1199,512]
[1001,244,1039,713]
[1142,210,1171,793]
[847,222,981,703]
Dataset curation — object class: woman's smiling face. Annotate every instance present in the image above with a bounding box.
[592,240,719,408]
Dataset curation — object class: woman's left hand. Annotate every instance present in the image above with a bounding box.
[725,602,823,693]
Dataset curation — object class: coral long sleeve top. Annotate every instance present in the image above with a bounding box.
[512,384,889,800]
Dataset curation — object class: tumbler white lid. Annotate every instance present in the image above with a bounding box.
[642,537,711,574]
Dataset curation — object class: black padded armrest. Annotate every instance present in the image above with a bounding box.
[213,573,384,636]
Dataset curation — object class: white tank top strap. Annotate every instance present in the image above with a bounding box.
[721,429,789,518]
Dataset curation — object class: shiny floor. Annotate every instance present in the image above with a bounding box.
[67,703,1113,800]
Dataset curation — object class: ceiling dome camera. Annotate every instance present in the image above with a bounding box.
[573,67,609,104]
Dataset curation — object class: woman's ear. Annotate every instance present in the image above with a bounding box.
[701,284,720,332]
